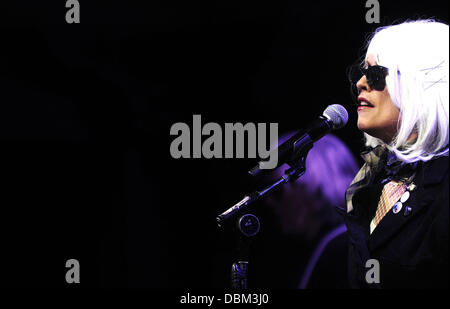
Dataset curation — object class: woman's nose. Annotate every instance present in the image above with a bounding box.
[356,75,370,93]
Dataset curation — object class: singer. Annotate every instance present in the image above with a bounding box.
[342,20,449,288]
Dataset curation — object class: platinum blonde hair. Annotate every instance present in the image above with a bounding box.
[363,20,449,163]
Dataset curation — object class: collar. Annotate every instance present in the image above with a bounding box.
[346,145,418,213]
[361,145,418,182]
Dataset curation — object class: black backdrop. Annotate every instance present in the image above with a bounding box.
[0,1,448,288]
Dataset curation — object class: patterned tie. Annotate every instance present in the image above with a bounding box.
[371,180,407,232]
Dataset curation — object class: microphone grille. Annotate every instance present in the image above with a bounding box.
[323,104,348,129]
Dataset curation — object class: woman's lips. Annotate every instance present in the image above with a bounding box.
[357,105,373,112]
[357,96,374,111]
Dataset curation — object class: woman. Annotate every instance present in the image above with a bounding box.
[343,20,449,288]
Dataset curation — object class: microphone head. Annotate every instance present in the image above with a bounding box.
[323,104,348,129]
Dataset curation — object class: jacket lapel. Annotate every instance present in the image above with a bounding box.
[367,156,449,252]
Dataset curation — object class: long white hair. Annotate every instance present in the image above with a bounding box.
[363,20,449,163]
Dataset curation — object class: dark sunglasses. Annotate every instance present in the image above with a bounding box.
[348,64,389,92]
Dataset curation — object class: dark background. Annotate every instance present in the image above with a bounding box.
[0,1,448,288]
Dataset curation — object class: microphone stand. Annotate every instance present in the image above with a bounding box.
[231,213,260,289]
[217,135,313,289]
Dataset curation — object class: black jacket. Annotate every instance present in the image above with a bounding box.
[339,155,449,289]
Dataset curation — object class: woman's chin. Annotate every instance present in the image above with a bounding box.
[357,120,370,132]
[357,122,378,138]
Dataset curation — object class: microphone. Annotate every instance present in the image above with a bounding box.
[248,104,349,176]
[216,104,349,226]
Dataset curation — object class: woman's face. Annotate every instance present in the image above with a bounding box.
[356,54,400,143]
